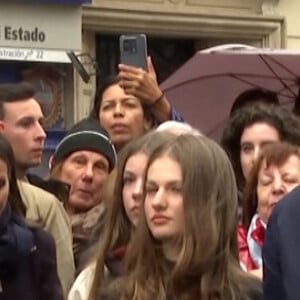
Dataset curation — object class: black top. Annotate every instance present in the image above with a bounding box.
[100,272,262,300]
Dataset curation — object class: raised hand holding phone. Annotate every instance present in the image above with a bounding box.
[119,34,172,122]
[118,57,162,106]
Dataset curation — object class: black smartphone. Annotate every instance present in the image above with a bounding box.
[120,34,148,71]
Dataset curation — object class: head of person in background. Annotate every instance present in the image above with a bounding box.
[0,133,63,299]
[117,135,261,300]
[0,83,46,179]
[230,88,279,117]
[50,117,117,215]
[90,76,154,152]
[49,117,117,270]
[156,120,202,136]
[239,142,300,271]
[71,131,176,300]
[221,103,300,192]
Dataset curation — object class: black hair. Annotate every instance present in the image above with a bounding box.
[90,76,120,119]
[221,103,300,190]
[230,88,279,117]
[90,75,155,127]
[0,134,26,216]
[0,82,35,119]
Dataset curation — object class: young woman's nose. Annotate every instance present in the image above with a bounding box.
[151,189,167,209]
[132,179,143,201]
[252,147,260,163]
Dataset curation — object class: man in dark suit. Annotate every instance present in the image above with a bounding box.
[263,185,300,300]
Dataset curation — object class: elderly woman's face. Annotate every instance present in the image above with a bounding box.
[240,122,280,181]
[256,155,300,223]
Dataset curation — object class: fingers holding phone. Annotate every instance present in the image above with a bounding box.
[119,34,161,105]
[119,37,172,122]
[118,62,161,105]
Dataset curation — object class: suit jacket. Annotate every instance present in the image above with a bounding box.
[263,185,300,300]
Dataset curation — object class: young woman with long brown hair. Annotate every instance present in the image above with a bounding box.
[113,135,262,300]
[68,131,176,300]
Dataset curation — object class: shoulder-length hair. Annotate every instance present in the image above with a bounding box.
[88,130,176,300]
[123,134,260,300]
[221,103,300,191]
[242,141,300,228]
[0,134,25,216]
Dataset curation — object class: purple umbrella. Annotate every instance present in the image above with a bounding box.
[160,45,300,141]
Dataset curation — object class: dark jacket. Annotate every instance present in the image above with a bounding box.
[100,283,262,300]
[26,173,70,203]
[0,227,63,300]
[263,185,300,300]
[99,261,262,300]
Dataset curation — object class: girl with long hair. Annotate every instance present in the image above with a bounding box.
[117,135,262,300]
[68,131,175,300]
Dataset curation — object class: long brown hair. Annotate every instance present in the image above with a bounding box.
[88,131,176,300]
[0,134,26,216]
[242,141,300,228]
[123,135,260,300]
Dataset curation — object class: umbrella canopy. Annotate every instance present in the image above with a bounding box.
[160,45,300,140]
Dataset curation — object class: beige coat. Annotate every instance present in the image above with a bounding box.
[18,180,75,299]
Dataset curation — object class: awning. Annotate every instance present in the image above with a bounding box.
[0,47,71,63]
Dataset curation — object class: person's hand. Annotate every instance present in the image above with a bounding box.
[118,57,163,105]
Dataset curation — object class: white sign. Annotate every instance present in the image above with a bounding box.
[0,47,71,63]
[0,2,82,51]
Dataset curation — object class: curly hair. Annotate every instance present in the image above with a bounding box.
[221,103,300,191]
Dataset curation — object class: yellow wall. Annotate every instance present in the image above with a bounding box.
[276,0,300,49]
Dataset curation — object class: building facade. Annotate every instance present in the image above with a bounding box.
[74,0,295,122]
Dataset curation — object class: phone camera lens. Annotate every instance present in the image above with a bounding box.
[124,39,137,53]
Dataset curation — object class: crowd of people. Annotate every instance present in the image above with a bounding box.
[0,56,300,300]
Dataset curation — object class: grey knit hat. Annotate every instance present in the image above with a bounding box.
[52,118,117,170]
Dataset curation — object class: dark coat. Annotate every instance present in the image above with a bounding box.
[100,283,262,300]
[263,185,300,300]
[0,228,63,300]
[99,265,262,300]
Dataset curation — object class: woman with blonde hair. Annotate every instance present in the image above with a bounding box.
[68,131,176,300]
[105,134,262,300]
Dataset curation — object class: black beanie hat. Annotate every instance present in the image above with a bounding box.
[52,118,117,170]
